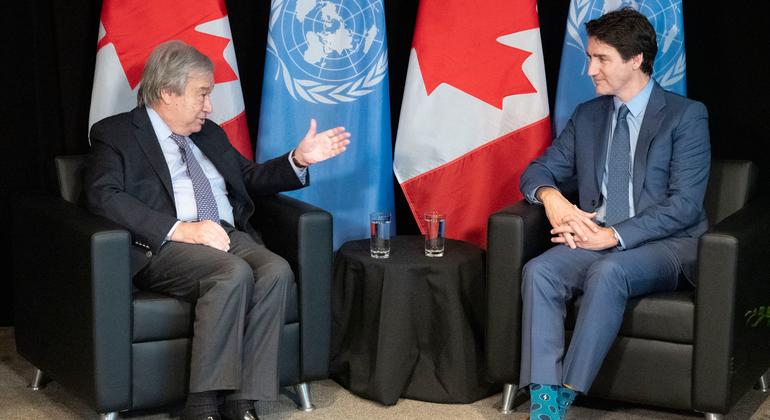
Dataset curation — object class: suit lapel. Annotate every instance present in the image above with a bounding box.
[632,82,666,206]
[132,107,175,202]
[593,98,614,193]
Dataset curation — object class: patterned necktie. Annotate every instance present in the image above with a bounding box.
[170,133,220,223]
[605,104,631,226]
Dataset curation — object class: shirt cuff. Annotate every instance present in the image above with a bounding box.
[288,151,308,185]
[610,226,626,250]
[528,185,557,205]
[166,220,182,242]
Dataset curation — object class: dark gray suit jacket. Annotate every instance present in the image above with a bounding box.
[84,106,305,274]
[520,82,710,280]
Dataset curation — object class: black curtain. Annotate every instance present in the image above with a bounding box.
[2,0,768,325]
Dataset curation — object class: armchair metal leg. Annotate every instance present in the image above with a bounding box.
[757,372,770,392]
[294,382,315,411]
[499,383,518,414]
[29,368,45,390]
[99,412,118,420]
[704,413,724,420]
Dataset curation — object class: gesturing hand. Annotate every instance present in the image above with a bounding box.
[293,118,351,166]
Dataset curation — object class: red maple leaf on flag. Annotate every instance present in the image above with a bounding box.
[413,0,541,109]
[97,0,237,89]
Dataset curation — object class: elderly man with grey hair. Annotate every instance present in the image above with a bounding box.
[84,40,350,420]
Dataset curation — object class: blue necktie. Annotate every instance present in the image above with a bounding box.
[170,133,220,223]
[605,104,631,226]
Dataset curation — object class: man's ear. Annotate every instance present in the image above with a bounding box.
[159,88,175,105]
[632,53,644,71]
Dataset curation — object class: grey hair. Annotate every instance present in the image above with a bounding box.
[137,40,214,107]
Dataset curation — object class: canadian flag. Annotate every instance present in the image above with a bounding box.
[88,0,252,158]
[393,0,551,247]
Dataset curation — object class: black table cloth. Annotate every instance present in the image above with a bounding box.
[330,236,498,405]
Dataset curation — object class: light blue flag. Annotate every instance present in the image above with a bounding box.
[257,0,395,249]
[553,0,687,136]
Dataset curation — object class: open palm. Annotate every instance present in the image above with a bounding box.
[295,118,351,166]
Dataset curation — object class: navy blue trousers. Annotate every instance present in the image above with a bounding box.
[519,240,683,392]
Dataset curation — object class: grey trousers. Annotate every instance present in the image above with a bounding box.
[134,227,291,401]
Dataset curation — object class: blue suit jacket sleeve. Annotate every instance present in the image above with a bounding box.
[520,109,580,201]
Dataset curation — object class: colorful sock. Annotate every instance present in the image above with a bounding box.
[529,384,560,420]
[558,386,577,418]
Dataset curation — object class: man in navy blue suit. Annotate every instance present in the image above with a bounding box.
[518,8,710,419]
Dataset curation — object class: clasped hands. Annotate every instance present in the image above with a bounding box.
[538,187,619,251]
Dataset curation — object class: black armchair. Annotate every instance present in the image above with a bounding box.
[12,155,333,419]
[486,159,770,419]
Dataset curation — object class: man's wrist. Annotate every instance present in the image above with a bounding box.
[166,220,182,241]
[536,186,558,203]
[291,149,308,168]
[610,227,624,249]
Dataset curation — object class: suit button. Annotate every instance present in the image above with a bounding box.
[146,251,153,258]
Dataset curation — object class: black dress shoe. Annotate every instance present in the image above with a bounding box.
[179,415,221,420]
[220,398,259,420]
[221,408,258,420]
[241,409,258,420]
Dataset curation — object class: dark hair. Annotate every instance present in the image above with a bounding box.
[585,8,657,75]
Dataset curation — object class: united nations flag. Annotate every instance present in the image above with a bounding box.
[553,0,687,136]
[257,0,394,249]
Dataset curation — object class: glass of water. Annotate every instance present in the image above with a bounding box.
[424,211,445,257]
[369,212,391,258]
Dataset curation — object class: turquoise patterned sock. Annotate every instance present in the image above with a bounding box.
[558,386,577,418]
[529,384,560,420]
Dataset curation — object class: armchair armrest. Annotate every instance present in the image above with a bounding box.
[485,199,551,383]
[11,191,132,412]
[251,194,332,381]
[693,195,770,414]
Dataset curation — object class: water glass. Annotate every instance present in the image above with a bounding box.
[369,212,391,258]
[424,212,445,257]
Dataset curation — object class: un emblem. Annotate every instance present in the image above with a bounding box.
[267,0,388,104]
[566,0,686,90]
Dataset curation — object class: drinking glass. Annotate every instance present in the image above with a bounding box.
[424,212,445,257]
[369,212,391,258]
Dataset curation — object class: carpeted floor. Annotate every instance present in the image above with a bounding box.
[1,327,768,419]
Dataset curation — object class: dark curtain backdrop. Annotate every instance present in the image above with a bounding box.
[2,1,768,325]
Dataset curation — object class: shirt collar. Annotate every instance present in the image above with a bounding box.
[613,78,654,118]
[146,106,174,142]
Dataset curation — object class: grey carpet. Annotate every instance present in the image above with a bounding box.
[1,327,768,419]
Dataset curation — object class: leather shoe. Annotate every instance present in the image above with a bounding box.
[179,415,221,420]
[221,408,258,420]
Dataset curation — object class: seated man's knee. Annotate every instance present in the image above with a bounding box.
[219,258,254,291]
[225,258,254,281]
[198,257,253,298]
[256,257,294,286]
[585,259,629,298]
[522,257,560,293]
